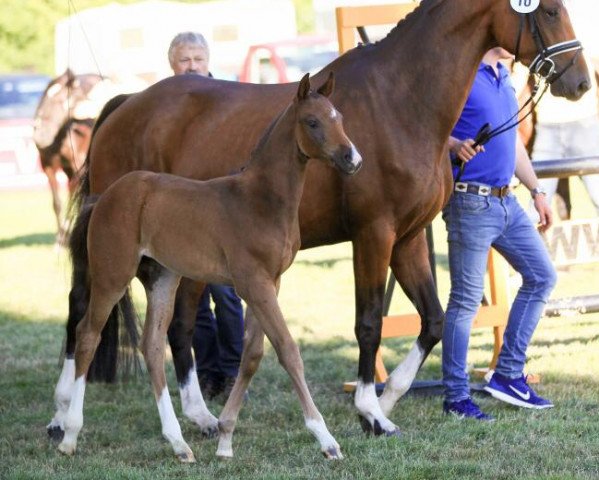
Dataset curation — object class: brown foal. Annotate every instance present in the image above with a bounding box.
[57,73,362,461]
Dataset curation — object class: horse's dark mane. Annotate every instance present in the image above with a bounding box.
[370,0,443,48]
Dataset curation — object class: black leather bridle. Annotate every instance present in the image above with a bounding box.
[514,10,582,85]
[453,7,584,181]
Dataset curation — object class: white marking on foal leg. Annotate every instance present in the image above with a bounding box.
[305,415,343,459]
[58,375,86,455]
[179,368,218,437]
[157,386,195,463]
[47,358,75,433]
[379,342,425,416]
[354,381,399,435]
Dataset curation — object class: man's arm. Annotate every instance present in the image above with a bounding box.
[514,136,553,231]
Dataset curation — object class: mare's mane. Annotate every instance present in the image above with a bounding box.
[369,0,443,48]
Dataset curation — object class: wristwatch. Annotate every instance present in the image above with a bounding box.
[531,186,547,198]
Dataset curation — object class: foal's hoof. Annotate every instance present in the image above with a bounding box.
[47,425,65,442]
[322,446,343,460]
[358,415,401,437]
[176,451,196,463]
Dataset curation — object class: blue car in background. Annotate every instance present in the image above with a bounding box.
[0,74,50,183]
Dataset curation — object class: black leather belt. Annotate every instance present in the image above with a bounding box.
[454,182,510,198]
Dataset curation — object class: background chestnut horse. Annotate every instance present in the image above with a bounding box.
[33,70,99,244]
[56,74,360,461]
[52,0,589,440]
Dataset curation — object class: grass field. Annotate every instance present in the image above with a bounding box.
[1,184,598,479]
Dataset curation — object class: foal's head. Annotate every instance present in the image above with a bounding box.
[294,73,362,175]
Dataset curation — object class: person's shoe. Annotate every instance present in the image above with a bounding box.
[484,372,554,409]
[443,398,495,421]
[198,374,224,401]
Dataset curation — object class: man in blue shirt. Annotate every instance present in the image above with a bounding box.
[443,48,557,420]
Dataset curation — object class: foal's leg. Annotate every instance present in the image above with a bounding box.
[378,232,444,416]
[58,283,127,455]
[140,268,197,463]
[352,225,401,436]
[235,278,341,459]
[217,307,265,458]
[138,260,218,437]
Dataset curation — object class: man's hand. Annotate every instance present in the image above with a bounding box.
[533,193,553,232]
[449,138,485,163]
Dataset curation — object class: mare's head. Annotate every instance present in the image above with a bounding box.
[490,0,589,100]
[294,73,362,175]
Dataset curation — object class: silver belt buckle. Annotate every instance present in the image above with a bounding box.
[455,182,468,193]
[478,185,491,196]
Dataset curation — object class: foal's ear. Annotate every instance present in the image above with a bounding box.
[316,72,335,98]
[297,73,311,101]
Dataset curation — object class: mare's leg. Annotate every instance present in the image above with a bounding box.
[217,307,264,458]
[379,231,444,416]
[139,260,219,437]
[47,201,95,440]
[352,225,401,436]
[234,277,341,459]
[140,267,197,463]
[168,278,219,436]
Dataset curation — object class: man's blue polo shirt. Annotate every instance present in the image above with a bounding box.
[451,62,518,187]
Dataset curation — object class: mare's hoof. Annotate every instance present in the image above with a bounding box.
[57,442,76,456]
[322,446,343,460]
[384,427,402,438]
[47,425,65,442]
[358,415,401,437]
[201,425,219,439]
[176,451,196,463]
[358,414,373,435]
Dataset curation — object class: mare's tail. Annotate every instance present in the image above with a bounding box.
[64,92,140,383]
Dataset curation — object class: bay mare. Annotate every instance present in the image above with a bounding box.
[56,74,361,460]
[52,0,590,443]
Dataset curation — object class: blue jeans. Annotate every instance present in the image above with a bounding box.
[442,190,557,403]
[193,284,244,379]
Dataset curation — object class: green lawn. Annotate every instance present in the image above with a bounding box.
[0,184,598,479]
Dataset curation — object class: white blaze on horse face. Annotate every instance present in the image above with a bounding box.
[378,342,425,416]
[354,381,398,433]
[329,107,338,119]
[46,83,63,98]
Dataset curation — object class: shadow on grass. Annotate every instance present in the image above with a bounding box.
[0,232,55,249]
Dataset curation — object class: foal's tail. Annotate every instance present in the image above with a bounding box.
[64,92,140,383]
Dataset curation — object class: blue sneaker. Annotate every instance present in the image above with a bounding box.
[484,373,554,409]
[443,398,495,421]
